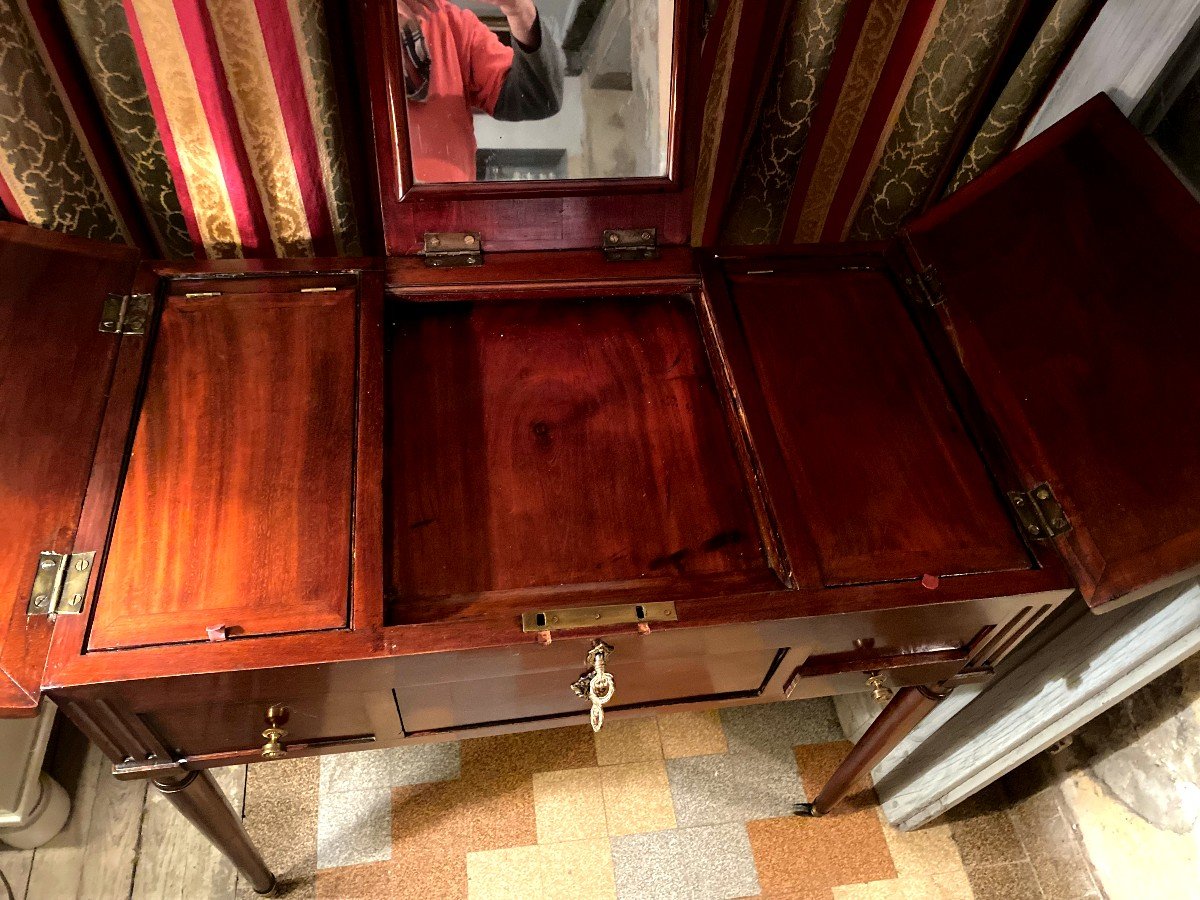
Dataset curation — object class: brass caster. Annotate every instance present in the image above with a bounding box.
[792,802,821,818]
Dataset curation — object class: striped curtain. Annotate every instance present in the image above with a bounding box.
[0,0,1096,256]
[0,0,358,259]
[716,0,1100,244]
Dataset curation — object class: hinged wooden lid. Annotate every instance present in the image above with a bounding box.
[0,222,141,714]
[360,0,700,257]
[902,95,1200,610]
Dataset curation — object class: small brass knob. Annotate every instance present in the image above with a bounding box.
[865,672,893,706]
[261,705,289,759]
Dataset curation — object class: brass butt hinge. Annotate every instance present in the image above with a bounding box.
[602,228,659,261]
[1008,483,1072,541]
[27,551,95,616]
[421,231,483,267]
[99,293,152,335]
[903,267,945,307]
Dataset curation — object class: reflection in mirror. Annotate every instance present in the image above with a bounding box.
[398,0,675,184]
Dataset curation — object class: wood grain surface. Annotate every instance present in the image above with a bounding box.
[385,294,771,616]
[90,286,358,650]
[0,223,139,713]
[907,96,1200,609]
[716,265,1030,587]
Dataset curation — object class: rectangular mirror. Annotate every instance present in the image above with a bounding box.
[397,0,676,184]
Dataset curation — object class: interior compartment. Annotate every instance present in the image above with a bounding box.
[383,293,778,624]
[714,264,1032,588]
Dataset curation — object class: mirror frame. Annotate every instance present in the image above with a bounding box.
[362,0,702,254]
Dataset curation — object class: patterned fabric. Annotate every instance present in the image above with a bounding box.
[848,0,1022,241]
[0,0,127,243]
[0,0,1091,254]
[712,0,1096,244]
[945,0,1096,195]
[721,0,851,245]
[786,0,918,243]
[0,0,357,259]
[59,0,192,258]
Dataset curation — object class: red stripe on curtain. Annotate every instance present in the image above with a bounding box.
[819,0,940,242]
[122,0,205,254]
[252,0,338,257]
[173,0,274,256]
[0,168,25,223]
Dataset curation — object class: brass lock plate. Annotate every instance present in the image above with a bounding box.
[521,602,676,633]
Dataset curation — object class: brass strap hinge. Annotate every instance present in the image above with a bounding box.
[421,231,483,267]
[903,267,945,307]
[27,551,95,616]
[1008,483,1072,541]
[99,293,152,335]
[602,228,659,261]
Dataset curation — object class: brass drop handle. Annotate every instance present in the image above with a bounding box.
[570,640,615,732]
[261,705,289,759]
[865,672,893,706]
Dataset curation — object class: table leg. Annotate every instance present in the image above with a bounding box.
[795,684,953,817]
[153,769,276,895]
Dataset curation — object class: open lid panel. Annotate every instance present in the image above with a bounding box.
[0,223,140,714]
[902,95,1200,611]
[361,0,701,256]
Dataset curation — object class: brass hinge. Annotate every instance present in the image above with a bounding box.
[99,293,152,335]
[27,551,95,616]
[602,228,659,262]
[421,231,483,267]
[903,267,945,307]
[1008,483,1072,541]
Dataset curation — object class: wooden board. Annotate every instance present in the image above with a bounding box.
[708,262,1031,588]
[89,281,358,650]
[384,293,776,620]
[905,95,1200,609]
[0,223,139,714]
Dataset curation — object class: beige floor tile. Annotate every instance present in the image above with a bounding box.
[656,709,728,759]
[538,838,616,900]
[599,761,677,836]
[594,717,662,766]
[1059,771,1198,900]
[533,768,607,843]
[467,845,543,900]
[832,871,971,900]
[878,814,966,879]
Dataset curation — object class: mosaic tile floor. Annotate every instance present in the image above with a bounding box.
[235,698,1104,899]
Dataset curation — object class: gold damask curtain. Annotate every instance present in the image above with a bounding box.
[717,0,1100,245]
[0,0,359,259]
[0,0,1096,256]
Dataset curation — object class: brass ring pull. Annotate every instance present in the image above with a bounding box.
[261,705,289,759]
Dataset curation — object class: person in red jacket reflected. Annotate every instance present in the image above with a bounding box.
[398,0,565,182]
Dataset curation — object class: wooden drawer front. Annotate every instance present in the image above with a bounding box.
[783,658,966,702]
[396,647,786,734]
[142,692,376,757]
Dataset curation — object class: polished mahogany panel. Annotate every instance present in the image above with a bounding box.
[721,267,1030,586]
[90,286,357,650]
[906,96,1200,609]
[0,223,139,713]
[384,294,772,616]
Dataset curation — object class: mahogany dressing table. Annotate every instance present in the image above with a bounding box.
[1,0,1199,889]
